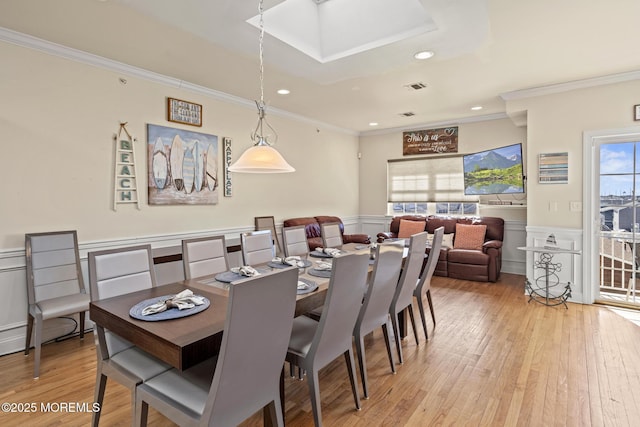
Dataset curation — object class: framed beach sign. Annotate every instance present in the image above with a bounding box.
[167,97,202,127]
[147,124,219,205]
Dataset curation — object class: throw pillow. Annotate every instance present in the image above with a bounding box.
[397,219,425,238]
[453,224,487,250]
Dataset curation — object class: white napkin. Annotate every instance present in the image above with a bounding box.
[141,289,206,316]
[272,256,305,267]
[231,266,260,277]
[315,261,333,271]
[315,247,341,257]
[297,281,309,290]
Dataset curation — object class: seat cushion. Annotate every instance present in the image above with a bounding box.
[447,249,489,265]
[141,357,217,416]
[453,224,487,250]
[37,293,90,320]
[287,315,319,358]
[110,346,172,381]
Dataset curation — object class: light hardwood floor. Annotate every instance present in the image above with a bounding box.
[2,273,640,426]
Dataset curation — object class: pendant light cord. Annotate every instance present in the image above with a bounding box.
[252,0,277,146]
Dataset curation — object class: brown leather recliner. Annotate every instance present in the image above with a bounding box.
[283,216,370,250]
[377,215,504,282]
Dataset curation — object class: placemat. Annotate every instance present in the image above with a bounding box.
[129,295,210,322]
[214,268,268,283]
[308,268,332,278]
[267,259,312,269]
[309,250,341,258]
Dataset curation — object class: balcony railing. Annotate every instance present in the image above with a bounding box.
[600,231,639,302]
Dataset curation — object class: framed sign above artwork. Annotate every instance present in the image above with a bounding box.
[403,127,458,155]
[167,97,202,127]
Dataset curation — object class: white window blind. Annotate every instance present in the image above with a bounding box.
[387,156,479,203]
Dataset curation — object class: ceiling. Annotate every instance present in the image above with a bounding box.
[2,0,640,133]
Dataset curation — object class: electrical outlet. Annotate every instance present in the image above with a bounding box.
[570,201,582,212]
[549,201,558,212]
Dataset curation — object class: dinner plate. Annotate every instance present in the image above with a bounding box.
[297,278,318,295]
[308,268,332,278]
[267,259,312,269]
[129,294,210,321]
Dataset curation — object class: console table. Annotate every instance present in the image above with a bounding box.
[518,246,581,308]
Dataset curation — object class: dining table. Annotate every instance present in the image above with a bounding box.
[88,243,387,425]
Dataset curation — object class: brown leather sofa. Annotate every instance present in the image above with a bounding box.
[377,215,504,282]
[283,215,371,250]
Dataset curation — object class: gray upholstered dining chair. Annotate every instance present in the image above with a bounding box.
[240,229,276,266]
[255,215,282,255]
[389,231,428,364]
[414,227,444,340]
[88,244,171,426]
[24,230,90,379]
[135,267,299,427]
[181,235,229,280]
[282,225,310,258]
[320,222,343,248]
[286,251,370,427]
[353,242,404,399]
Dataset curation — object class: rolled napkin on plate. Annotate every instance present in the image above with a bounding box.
[297,281,309,290]
[141,289,206,316]
[230,266,260,277]
[315,261,333,271]
[272,256,305,267]
[315,247,342,257]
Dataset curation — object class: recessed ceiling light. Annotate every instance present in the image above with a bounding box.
[414,50,434,60]
[471,105,483,111]
[369,122,379,126]
[277,89,290,95]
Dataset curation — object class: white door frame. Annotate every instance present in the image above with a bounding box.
[583,126,640,303]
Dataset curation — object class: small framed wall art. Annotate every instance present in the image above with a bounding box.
[538,152,568,184]
[634,104,640,121]
[167,97,202,127]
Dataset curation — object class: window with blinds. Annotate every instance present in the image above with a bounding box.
[387,156,479,203]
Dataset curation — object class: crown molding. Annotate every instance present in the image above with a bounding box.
[358,112,509,137]
[0,26,357,136]
[500,70,640,101]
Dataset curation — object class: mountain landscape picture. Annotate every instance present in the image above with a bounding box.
[463,143,525,195]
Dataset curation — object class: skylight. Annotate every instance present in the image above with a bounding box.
[247,0,437,63]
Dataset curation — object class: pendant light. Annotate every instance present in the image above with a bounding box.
[228,0,295,173]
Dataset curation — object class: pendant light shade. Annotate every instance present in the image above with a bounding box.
[228,0,295,174]
[228,139,295,173]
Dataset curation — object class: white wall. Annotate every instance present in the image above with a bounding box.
[0,40,360,355]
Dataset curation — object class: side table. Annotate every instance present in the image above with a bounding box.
[517,246,582,308]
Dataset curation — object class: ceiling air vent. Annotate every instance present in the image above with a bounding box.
[399,112,416,117]
[404,82,427,90]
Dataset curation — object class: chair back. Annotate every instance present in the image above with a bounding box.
[201,268,298,426]
[282,225,310,257]
[88,245,156,357]
[355,243,404,335]
[415,227,444,295]
[240,230,275,266]
[321,222,343,248]
[308,252,370,368]
[391,232,428,311]
[255,216,281,255]
[25,230,85,305]
[182,235,229,279]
